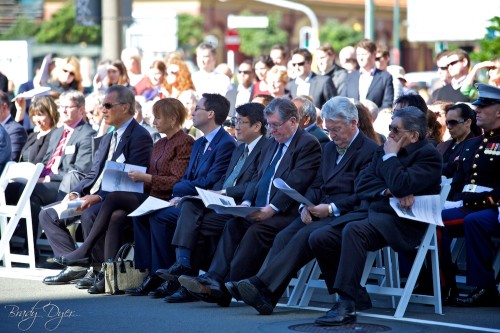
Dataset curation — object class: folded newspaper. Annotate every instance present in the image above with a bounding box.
[195,187,261,218]
[42,199,84,219]
[101,161,147,193]
[128,196,172,217]
[272,178,314,206]
[389,195,443,226]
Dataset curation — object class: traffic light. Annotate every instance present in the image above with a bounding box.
[299,26,312,49]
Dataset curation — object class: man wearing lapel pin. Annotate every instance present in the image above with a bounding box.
[227,96,378,315]
[178,97,322,307]
[41,85,153,285]
[126,93,236,298]
[147,103,269,303]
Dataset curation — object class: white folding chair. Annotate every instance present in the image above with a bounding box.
[0,162,44,269]
[285,259,315,306]
[359,176,451,317]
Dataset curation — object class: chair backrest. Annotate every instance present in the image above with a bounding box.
[440,176,452,208]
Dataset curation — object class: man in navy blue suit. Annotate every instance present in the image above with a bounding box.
[127,93,236,297]
[341,39,394,110]
[0,91,27,161]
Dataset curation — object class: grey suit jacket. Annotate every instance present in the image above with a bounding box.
[42,120,96,182]
[213,135,268,201]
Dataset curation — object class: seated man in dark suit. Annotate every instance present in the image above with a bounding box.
[0,91,27,161]
[179,98,322,306]
[440,84,500,307]
[307,106,442,326]
[0,124,11,172]
[293,96,330,147]
[146,103,269,302]
[229,96,378,315]
[341,39,394,110]
[126,93,236,297]
[41,85,153,285]
[287,48,337,109]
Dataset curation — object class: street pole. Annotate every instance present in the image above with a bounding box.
[101,0,122,61]
[393,0,400,65]
[365,0,375,40]
[253,0,320,50]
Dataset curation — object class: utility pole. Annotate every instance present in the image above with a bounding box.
[101,0,122,60]
[365,0,375,40]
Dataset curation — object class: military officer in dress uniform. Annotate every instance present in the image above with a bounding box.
[440,83,500,307]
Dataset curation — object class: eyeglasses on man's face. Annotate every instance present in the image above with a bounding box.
[266,118,292,130]
[101,102,125,110]
[232,117,251,127]
[292,61,306,67]
[388,125,412,135]
[195,106,209,112]
[445,119,465,127]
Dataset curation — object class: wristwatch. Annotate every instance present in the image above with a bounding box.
[328,204,333,217]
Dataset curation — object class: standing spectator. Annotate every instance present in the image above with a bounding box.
[140,60,168,102]
[269,44,288,66]
[252,55,274,98]
[191,42,231,96]
[0,91,27,161]
[266,66,292,99]
[121,47,146,89]
[461,56,500,100]
[315,43,347,95]
[104,60,134,92]
[226,60,255,117]
[338,46,358,73]
[341,39,394,110]
[440,84,500,307]
[164,58,195,99]
[47,57,84,98]
[428,49,471,104]
[287,48,337,109]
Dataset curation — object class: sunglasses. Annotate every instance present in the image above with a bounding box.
[238,70,252,74]
[102,102,124,110]
[438,66,448,71]
[63,69,75,76]
[375,57,382,61]
[447,60,460,67]
[292,61,306,67]
[388,125,412,135]
[445,119,465,127]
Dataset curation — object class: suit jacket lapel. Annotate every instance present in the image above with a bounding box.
[367,69,382,97]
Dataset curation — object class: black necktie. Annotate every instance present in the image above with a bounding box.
[192,137,207,173]
[255,143,284,207]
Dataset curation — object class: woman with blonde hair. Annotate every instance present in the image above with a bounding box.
[265,65,292,99]
[164,58,195,98]
[47,57,83,97]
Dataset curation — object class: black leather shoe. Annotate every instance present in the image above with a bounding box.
[178,274,226,303]
[53,256,91,267]
[454,288,500,307]
[87,272,105,294]
[164,286,198,303]
[356,286,372,311]
[315,299,357,326]
[75,269,96,289]
[224,281,242,301]
[125,275,163,296]
[148,280,180,298]
[237,279,274,315]
[156,262,194,281]
[43,267,87,285]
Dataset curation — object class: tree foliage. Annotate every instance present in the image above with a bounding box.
[0,17,39,40]
[177,13,204,54]
[319,19,364,52]
[238,12,288,57]
[470,16,500,62]
[36,3,101,44]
